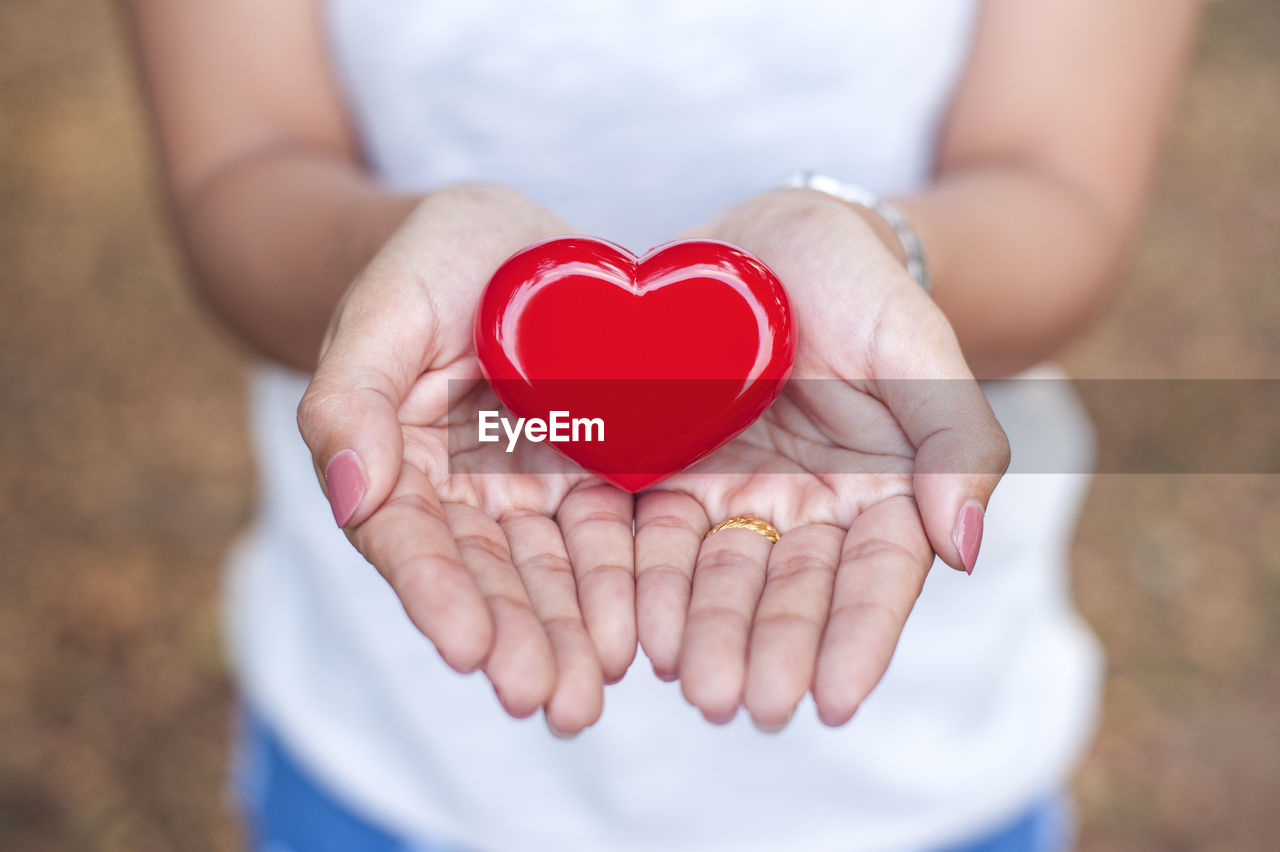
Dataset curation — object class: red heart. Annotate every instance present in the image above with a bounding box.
[474,236,796,492]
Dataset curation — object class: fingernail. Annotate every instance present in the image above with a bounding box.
[753,713,792,734]
[325,450,366,527]
[546,718,577,740]
[701,707,738,726]
[953,500,984,575]
[817,704,859,727]
[652,664,677,683]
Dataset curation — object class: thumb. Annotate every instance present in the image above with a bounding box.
[910,407,1009,574]
[874,300,1010,574]
[298,378,406,529]
[298,268,438,529]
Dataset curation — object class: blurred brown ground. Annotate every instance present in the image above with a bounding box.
[1,1,1277,850]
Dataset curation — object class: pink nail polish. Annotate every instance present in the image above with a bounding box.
[953,501,984,575]
[325,450,366,527]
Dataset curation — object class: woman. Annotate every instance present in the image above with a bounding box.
[129,1,1199,849]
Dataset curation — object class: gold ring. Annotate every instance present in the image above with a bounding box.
[705,516,781,544]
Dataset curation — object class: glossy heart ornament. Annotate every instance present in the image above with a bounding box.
[474,236,796,492]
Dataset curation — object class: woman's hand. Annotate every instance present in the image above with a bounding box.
[635,189,1010,729]
[297,185,637,735]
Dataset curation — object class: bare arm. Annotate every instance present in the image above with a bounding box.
[126,0,418,370]
[895,0,1202,377]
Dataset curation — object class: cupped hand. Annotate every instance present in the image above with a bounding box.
[297,185,636,734]
[635,189,1010,729]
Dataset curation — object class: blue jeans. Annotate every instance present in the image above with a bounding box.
[233,707,1073,852]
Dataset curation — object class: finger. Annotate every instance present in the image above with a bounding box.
[743,524,843,731]
[634,492,708,681]
[558,484,637,683]
[501,513,604,735]
[350,462,492,673]
[873,300,1010,573]
[679,527,773,724]
[443,503,556,718]
[812,495,932,727]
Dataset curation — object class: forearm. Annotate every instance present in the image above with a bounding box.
[885,0,1201,379]
[895,163,1127,378]
[173,148,420,370]
[124,0,417,370]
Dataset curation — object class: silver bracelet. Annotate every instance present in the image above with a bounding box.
[781,170,931,293]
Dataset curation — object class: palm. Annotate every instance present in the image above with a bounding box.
[658,384,915,527]
[406,370,591,512]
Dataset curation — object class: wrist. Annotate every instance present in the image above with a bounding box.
[779,171,930,292]
[375,183,571,322]
[845,202,909,268]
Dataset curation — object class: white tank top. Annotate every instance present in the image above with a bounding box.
[225,2,1103,849]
